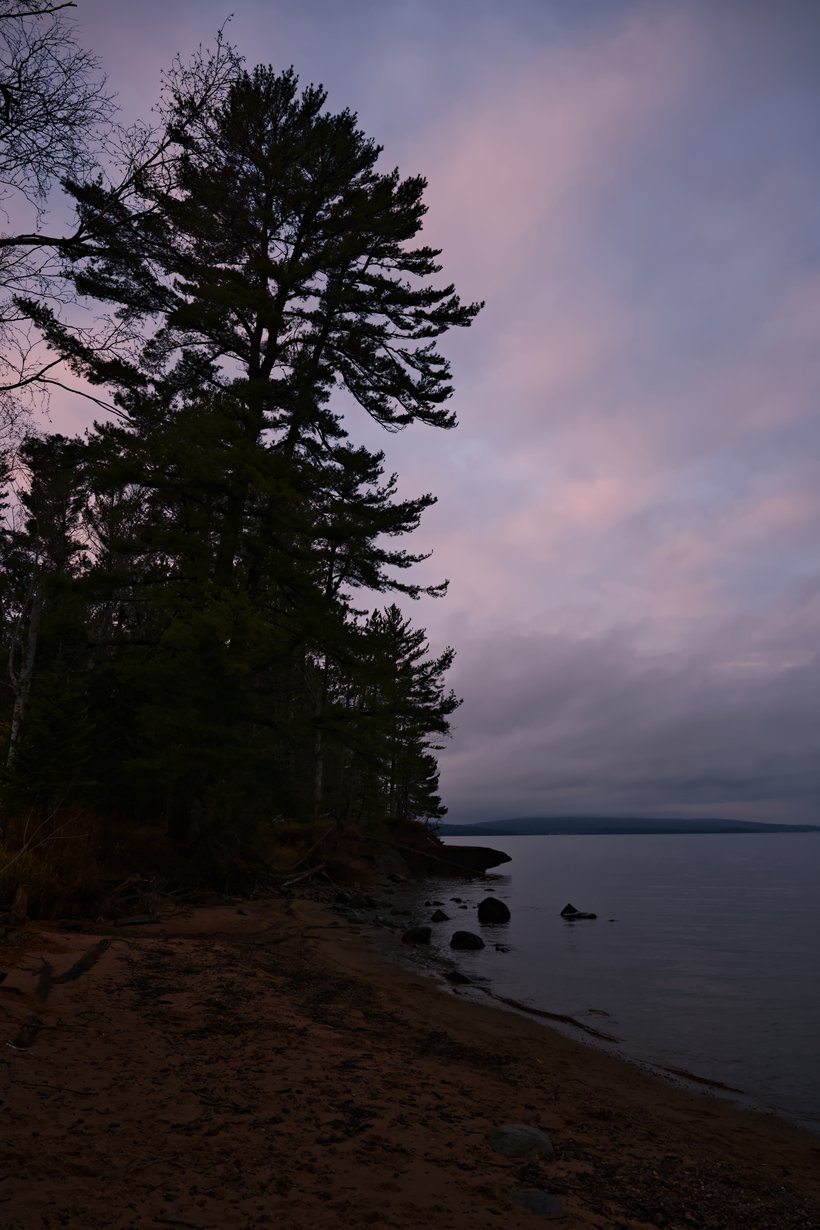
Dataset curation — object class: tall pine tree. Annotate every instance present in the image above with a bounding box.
[9,65,479,844]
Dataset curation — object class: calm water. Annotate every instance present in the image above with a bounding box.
[417,834,820,1130]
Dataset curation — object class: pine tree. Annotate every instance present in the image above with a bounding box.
[3,434,92,804]
[9,65,478,841]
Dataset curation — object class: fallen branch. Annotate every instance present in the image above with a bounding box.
[281,863,326,890]
[152,1217,209,1229]
[53,939,110,984]
[36,959,52,1002]
[10,1012,41,1049]
[271,822,337,878]
[15,1078,109,1096]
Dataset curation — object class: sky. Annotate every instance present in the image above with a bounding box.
[60,0,820,824]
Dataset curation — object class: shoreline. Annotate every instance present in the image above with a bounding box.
[2,897,819,1228]
[350,900,820,1137]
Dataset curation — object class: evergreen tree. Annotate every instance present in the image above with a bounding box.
[363,604,459,824]
[3,434,92,803]
[5,64,477,846]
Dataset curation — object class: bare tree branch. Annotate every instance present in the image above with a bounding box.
[0,11,240,432]
[0,5,76,20]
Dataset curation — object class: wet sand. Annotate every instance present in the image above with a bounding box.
[1,898,819,1229]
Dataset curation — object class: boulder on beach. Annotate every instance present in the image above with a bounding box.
[477,896,511,924]
[401,925,432,945]
[444,969,471,985]
[430,909,449,922]
[450,931,485,950]
[512,1189,563,1218]
[486,1123,556,1160]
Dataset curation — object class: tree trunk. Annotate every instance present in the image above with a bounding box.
[311,659,330,819]
[6,580,44,767]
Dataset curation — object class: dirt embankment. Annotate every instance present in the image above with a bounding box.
[1,899,819,1230]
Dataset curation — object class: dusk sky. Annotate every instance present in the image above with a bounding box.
[63,1,820,824]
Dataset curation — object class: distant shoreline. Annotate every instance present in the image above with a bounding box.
[439,817,820,837]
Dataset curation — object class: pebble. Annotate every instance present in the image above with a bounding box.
[486,1124,556,1160]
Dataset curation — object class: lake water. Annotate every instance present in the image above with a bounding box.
[411,834,820,1131]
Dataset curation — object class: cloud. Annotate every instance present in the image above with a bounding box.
[439,605,820,824]
[403,5,702,293]
[27,0,820,824]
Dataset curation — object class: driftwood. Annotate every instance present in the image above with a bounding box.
[101,874,151,913]
[114,915,160,927]
[53,939,110,984]
[272,823,337,880]
[10,884,28,923]
[11,1012,41,1049]
[281,862,326,890]
[36,959,53,1002]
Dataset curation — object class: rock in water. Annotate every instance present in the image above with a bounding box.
[450,931,485,950]
[402,925,432,945]
[430,909,449,922]
[477,896,511,924]
[512,1189,563,1217]
[560,902,597,919]
[486,1124,556,1160]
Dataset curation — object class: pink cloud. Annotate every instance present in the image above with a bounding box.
[403,8,701,288]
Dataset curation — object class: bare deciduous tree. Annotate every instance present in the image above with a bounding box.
[0,1,110,206]
[0,7,239,443]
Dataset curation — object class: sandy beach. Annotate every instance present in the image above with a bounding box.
[1,897,819,1229]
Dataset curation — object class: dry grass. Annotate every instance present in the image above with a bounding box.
[0,807,105,917]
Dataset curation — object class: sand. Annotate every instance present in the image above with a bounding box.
[1,897,819,1229]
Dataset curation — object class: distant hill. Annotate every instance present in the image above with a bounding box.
[438,815,820,836]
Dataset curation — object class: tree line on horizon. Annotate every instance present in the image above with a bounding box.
[0,4,480,867]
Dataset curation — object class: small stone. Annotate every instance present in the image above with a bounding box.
[431,909,449,922]
[511,1188,563,1217]
[450,931,485,950]
[486,1124,555,1160]
[444,969,471,985]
